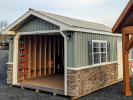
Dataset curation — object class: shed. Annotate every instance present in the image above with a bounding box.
[3,8,122,99]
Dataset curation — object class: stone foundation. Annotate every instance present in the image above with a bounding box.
[7,63,13,84]
[67,63,118,98]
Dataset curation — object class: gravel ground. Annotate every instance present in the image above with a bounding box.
[0,50,133,100]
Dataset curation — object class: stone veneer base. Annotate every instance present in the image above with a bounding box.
[67,63,118,98]
[7,64,13,84]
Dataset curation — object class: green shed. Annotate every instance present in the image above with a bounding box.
[2,8,122,99]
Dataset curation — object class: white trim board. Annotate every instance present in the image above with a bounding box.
[2,9,69,35]
[18,30,60,35]
[60,31,67,95]
[67,61,118,70]
[67,27,121,37]
[18,29,121,37]
[12,34,20,85]
[1,9,121,37]
[6,62,13,64]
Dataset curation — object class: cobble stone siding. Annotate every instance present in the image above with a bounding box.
[67,63,118,97]
[7,64,13,84]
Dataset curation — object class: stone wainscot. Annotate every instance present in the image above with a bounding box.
[67,63,118,98]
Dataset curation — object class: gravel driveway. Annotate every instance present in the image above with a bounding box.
[0,50,133,100]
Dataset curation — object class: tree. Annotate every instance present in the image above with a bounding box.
[0,21,8,43]
[0,21,8,30]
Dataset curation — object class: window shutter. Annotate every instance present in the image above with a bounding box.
[107,42,110,62]
[88,41,93,65]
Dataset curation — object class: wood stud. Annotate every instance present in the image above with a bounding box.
[28,36,31,79]
[44,36,47,75]
[18,35,64,81]
[39,37,42,76]
[53,36,56,74]
[33,36,37,78]
[48,37,52,74]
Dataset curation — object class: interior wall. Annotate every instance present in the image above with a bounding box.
[18,35,64,82]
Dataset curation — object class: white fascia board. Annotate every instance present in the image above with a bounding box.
[66,27,121,37]
[2,10,70,35]
[18,30,61,35]
[2,11,31,35]
[2,31,16,35]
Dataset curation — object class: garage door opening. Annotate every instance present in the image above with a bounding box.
[17,35,64,90]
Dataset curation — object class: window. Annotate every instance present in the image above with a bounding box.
[92,40,107,64]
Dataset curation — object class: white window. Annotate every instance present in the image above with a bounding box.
[92,40,107,64]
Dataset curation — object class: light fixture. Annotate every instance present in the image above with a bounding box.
[67,34,72,40]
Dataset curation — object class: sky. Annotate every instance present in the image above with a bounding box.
[0,0,129,28]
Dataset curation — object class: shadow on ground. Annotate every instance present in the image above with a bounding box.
[0,50,133,100]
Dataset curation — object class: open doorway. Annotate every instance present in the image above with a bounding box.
[17,34,64,90]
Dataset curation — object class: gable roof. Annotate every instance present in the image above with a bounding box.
[2,8,112,35]
[36,9,111,32]
[112,0,133,33]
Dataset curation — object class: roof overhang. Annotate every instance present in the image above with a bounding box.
[112,0,133,33]
[2,9,70,35]
[2,8,119,36]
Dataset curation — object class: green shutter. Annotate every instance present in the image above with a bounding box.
[107,42,110,62]
[88,41,92,65]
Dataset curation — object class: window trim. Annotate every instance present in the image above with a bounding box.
[92,40,107,65]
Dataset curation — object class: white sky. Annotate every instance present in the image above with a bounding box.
[0,0,129,28]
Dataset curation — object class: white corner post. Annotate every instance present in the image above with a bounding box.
[60,31,67,95]
[12,34,20,85]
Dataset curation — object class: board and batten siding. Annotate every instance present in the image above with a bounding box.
[8,39,13,63]
[66,32,75,67]
[8,16,60,63]
[69,31,121,68]
[16,16,60,32]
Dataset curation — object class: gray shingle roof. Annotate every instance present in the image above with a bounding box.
[35,9,111,32]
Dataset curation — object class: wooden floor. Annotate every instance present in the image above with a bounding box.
[19,74,64,90]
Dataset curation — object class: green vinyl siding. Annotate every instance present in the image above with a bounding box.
[8,40,13,63]
[71,32,121,68]
[16,16,60,32]
[67,36,74,67]
[66,32,75,67]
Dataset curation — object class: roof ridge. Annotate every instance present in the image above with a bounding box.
[31,8,110,29]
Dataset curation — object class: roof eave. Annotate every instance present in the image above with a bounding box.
[2,9,71,35]
[112,0,133,33]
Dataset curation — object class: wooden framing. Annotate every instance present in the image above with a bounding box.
[122,33,132,96]
[33,36,37,77]
[17,35,64,86]
[121,28,133,96]
[44,36,47,75]
[27,36,31,79]
[112,0,133,33]
[112,0,133,96]
[127,35,133,51]
[122,26,133,34]
[39,37,42,76]
[48,37,52,74]
[53,36,56,74]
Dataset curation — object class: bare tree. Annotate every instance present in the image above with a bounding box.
[0,21,8,30]
[0,21,8,45]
